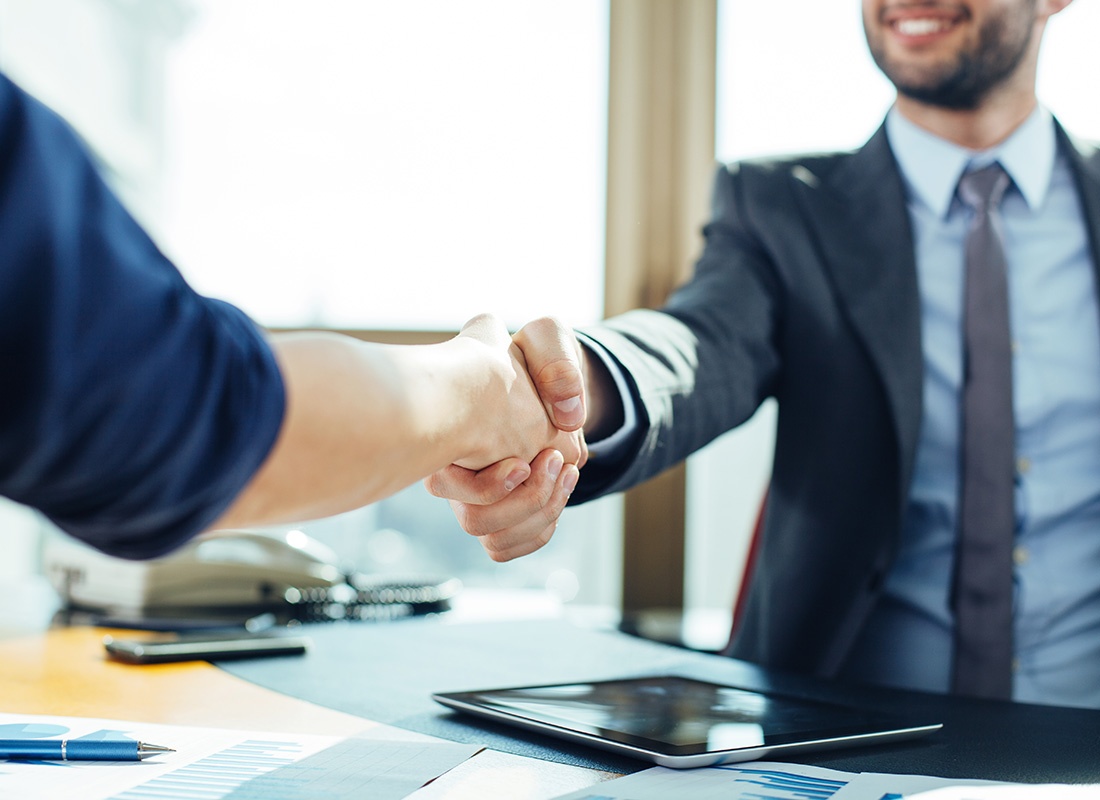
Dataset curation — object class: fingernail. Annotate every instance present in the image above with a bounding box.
[563,467,579,496]
[553,396,583,426]
[547,452,564,481]
[503,468,527,492]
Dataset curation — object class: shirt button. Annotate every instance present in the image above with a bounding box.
[1017,456,1031,475]
[1012,340,1020,354]
[1012,657,1020,673]
[1013,546,1029,566]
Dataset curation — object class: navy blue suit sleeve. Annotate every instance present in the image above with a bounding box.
[0,73,286,559]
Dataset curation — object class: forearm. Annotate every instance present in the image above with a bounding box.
[211,331,495,529]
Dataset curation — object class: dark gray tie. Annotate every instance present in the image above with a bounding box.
[952,162,1015,700]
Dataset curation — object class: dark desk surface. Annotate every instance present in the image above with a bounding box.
[219,611,1100,785]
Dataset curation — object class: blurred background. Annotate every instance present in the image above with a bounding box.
[2,0,1097,637]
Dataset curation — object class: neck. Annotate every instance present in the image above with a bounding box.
[894,91,1039,150]
[892,22,1046,151]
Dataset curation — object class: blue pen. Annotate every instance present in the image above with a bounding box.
[0,739,174,761]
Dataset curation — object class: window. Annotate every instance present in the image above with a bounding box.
[158,0,619,606]
[161,0,608,331]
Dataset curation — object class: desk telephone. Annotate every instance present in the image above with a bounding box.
[46,529,460,626]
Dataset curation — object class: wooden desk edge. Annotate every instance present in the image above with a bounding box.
[0,626,618,800]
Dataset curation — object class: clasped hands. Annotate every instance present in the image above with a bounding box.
[435,315,588,562]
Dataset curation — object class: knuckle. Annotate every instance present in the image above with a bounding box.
[474,482,506,506]
[531,524,556,553]
[534,358,582,399]
[559,432,586,466]
[480,534,513,562]
[522,315,564,339]
[464,311,497,329]
[449,501,471,530]
[533,476,558,510]
[486,547,513,564]
[423,472,446,497]
[516,319,580,388]
[451,502,489,538]
[462,512,496,539]
[539,498,565,529]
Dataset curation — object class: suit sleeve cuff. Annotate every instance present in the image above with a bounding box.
[577,332,639,461]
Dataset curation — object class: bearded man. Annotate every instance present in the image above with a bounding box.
[431,0,1100,709]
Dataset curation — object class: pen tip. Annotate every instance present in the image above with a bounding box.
[138,743,175,756]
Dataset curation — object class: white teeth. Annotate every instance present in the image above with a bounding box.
[896,18,949,35]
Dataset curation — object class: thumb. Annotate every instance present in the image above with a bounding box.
[513,317,586,431]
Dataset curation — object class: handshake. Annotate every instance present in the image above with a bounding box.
[212,313,608,550]
[428,313,605,563]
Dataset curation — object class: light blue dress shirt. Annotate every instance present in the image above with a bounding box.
[840,107,1100,708]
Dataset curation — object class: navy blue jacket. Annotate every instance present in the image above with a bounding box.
[0,73,284,558]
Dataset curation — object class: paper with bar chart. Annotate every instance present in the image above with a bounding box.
[0,712,480,800]
[552,761,1011,800]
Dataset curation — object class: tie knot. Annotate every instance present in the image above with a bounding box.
[957,162,1010,212]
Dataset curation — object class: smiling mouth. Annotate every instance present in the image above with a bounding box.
[882,4,966,38]
[895,17,954,35]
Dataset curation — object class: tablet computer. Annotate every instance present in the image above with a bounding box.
[432,675,942,768]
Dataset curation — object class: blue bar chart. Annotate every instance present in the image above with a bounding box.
[110,739,304,799]
[715,766,848,799]
[555,762,853,800]
[552,761,1018,800]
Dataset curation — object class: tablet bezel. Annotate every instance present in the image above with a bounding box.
[432,675,942,768]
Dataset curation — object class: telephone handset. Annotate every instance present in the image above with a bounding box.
[140,529,345,607]
[46,528,460,627]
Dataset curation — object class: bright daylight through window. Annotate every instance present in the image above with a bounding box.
[161,0,608,331]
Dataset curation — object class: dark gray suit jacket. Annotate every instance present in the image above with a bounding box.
[573,121,1100,679]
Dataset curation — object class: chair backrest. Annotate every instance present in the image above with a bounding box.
[722,487,767,656]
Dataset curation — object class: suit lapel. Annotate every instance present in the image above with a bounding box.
[785,121,1100,514]
[791,125,924,500]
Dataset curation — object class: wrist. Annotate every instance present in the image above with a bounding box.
[433,337,488,461]
[579,342,622,441]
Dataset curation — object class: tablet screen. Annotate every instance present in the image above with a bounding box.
[433,675,941,767]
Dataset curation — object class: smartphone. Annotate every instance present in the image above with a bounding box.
[103,632,311,664]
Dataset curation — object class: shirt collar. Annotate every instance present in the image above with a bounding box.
[885,105,1056,219]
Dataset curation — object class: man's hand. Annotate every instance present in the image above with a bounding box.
[451,314,586,472]
[427,449,579,562]
[428,316,590,562]
[513,317,587,433]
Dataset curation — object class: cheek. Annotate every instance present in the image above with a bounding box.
[861,4,880,41]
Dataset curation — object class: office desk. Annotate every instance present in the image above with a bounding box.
[218,612,1100,784]
[6,606,1100,798]
[0,626,616,799]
